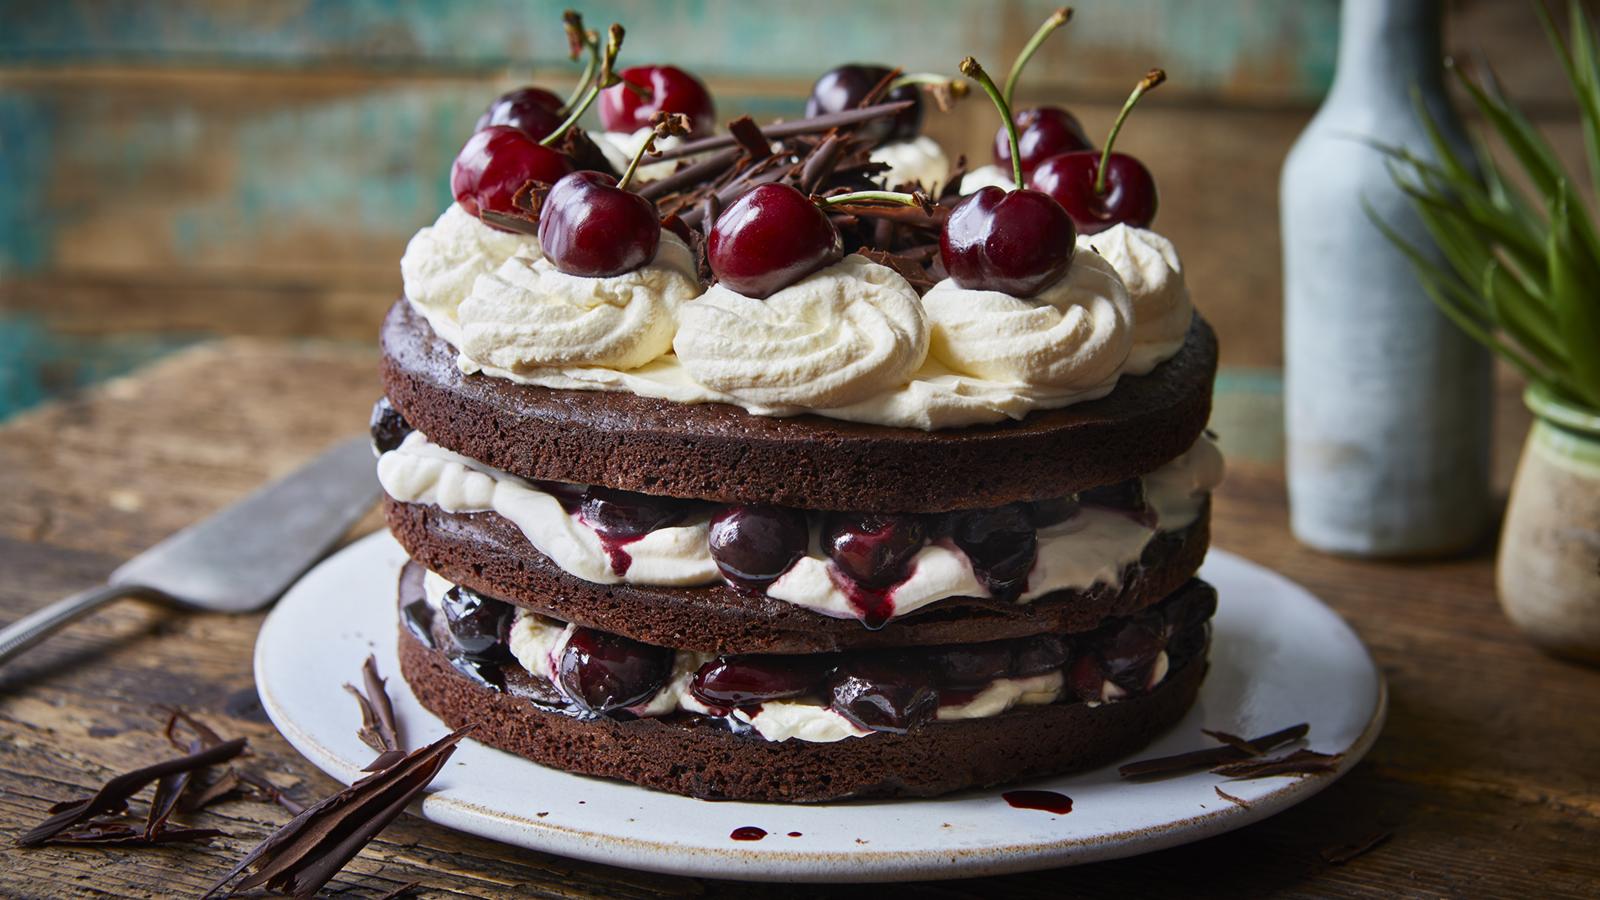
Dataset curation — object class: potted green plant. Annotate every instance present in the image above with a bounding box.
[1376,1,1600,664]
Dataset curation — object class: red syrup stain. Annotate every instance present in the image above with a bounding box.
[594,532,643,576]
[787,831,803,838]
[1003,790,1073,814]
[828,563,905,630]
[730,826,767,841]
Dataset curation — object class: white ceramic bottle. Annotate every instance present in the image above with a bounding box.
[1281,0,1491,556]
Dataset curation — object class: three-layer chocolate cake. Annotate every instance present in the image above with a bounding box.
[373,14,1221,802]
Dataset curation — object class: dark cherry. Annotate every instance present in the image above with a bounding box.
[556,627,674,714]
[1029,496,1080,528]
[940,186,1077,297]
[1011,633,1071,677]
[1096,616,1167,692]
[475,86,566,140]
[440,586,512,661]
[450,125,574,223]
[1161,580,1218,634]
[538,171,661,277]
[1065,653,1108,702]
[368,396,412,453]
[827,659,939,734]
[600,65,716,136]
[707,504,810,589]
[708,183,843,299]
[993,106,1092,175]
[926,641,1014,688]
[805,64,923,146]
[1079,478,1149,514]
[579,486,693,539]
[502,665,569,707]
[690,654,837,707]
[821,512,926,588]
[947,503,1037,602]
[1029,150,1158,235]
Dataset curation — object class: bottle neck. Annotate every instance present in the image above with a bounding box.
[1330,0,1445,99]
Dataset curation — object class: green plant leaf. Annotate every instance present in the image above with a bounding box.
[1546,187,1600,409]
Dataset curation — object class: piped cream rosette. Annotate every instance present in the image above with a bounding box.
[1080,225,1193,375]
[454,231,701,373]
[922,248,1135,392]
[399,203,530,347]
[673,254,930,409]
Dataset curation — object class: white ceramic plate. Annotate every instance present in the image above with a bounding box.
[255,531,1385,882]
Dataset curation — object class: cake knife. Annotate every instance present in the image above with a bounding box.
[0,435,379,666]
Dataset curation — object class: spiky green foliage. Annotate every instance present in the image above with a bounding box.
[1375,1,1600,414]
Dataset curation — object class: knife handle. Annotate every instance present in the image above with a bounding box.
[0,583,136,667]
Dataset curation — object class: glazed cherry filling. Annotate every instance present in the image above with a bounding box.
[375,404,1206,617]
[403,577,1217,733]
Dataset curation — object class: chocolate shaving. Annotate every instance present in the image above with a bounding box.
[204,727,473,899]
[636,147,740,200]
[1212,749,1343,779]
[236,770,307,817]
[1119,723,1310,778]
[649,100,916,162]
[1320,830,1392,865]
[799,135,845,194]
[49,822,225,847]
[182,770,245,813]
[17,738,247,847]
[726,116,771,162]
[346,655,401,757]
[1213,786,1251,809]
[856,248,939,294]
[1202,728,1265,757]
[364,749,407,773]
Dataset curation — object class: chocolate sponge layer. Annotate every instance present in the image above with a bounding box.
[380,299,1217,513]
[397,612,1206,803]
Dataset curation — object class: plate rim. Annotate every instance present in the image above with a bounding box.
[255,531,1387,882]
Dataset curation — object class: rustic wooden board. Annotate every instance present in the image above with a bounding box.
[0,339,1597,897]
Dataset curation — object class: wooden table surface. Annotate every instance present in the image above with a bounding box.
[1,339,1597,899]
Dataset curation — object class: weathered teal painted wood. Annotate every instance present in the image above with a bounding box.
[0,0,1338,98]
[0,313,204,420]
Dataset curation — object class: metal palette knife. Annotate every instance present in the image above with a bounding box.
[0,436,379,666]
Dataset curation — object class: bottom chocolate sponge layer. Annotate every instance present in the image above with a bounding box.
[398,623,1207,803]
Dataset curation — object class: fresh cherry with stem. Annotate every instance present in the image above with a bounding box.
[539,114,691,277]
[451,24,626,225]
[992,8,1091,175]
[708,184,843,299]
[1030,68,1165,234]
[941,57,1077,297]
[475,86,566,140]
[601,65,716,136]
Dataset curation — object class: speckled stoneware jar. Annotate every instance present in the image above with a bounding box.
[1498,386,1600,666]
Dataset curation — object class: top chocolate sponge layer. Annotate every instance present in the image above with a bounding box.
[380,299,1216,512]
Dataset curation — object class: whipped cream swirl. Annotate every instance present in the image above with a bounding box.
[869,136,951,191]
[922,249,1133,391]
[674,255,929,408]
[455,231,700,372]
[1080,225,1193,375]
[959,164,1017,194]
[400,204,530,347]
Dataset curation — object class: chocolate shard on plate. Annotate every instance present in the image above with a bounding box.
[1118,722,1310,778]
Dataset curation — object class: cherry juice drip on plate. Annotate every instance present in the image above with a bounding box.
[1002,790,1074,814]
[730,826,767,841]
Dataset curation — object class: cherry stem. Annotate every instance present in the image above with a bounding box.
[1094,67,1165,196]
[1003,7,1073,109]
[960,56,1023,190]
[617,114,691,190]
[888,72,960,91]
[542,23,624,148]
[814,190,928,209]
[563,28,601,113]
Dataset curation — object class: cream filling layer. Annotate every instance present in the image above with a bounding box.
[382,432,1224,620]
[499,605,1069,743]
[869,136,951,191]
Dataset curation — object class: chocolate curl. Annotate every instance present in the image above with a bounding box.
[204,727,474,899]
[1118,723,1311,778]
[346,654,401,758]
[648,101,917,162]
[17,738,248,847]
[726,115,771,162]
[1212,749,1343,779]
